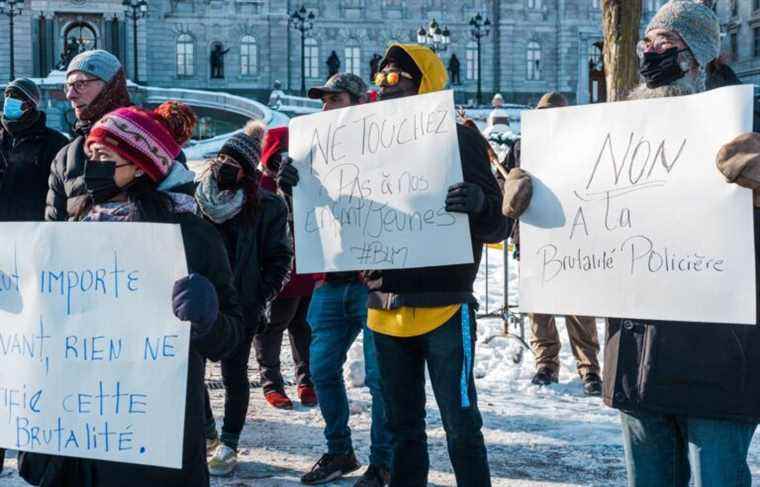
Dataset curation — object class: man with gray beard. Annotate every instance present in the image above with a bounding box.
[503,1,760,485]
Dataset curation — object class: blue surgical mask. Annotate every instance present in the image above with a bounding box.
[3,97,24,120]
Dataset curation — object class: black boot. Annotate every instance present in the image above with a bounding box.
[531,366,559,386]
[582,372,603,397]
[301,451,361,485]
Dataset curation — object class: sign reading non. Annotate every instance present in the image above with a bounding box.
[0,222,190,468]
[289,90,473,273]
[519,85,756,325]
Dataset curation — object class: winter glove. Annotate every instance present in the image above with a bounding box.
[502,168,533,219]
[445,182,485,215]
[276,157,300,194]
[716,132,760,190]
[172,273,219,335]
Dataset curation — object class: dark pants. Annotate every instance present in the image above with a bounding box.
[204,335,254,450]
[253,296,312,393]
[620,410,756,487]
[373,305,491,487]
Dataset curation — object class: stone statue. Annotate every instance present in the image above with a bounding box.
[326,50,340,79]
[210,43,230,79]
[57,37,82,71]
[448,53,461,85]
[369,53,382,83]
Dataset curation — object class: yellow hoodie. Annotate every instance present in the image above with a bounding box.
[367,44,460,338]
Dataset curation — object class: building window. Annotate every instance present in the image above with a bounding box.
[731,32,738,61]
[466,41,478,80]
[755,0,760,11]
[384,0,402,5]
[240,35,257,76]
[644,0,659,12]
[592,0,600,9]
[588,42,602,70]
[177,34,194,76]
[305,38,319,79]
[731,0,738,16]
[345,46,361,76]
[527,41,541,80]
[528,0,543,10]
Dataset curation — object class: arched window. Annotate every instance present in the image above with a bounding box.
[240,35,257,76]
[64,22,97,53]
[528,0,543,9]
[527,41,541,80]
[588,42,602,70]
[465,41,478,80]
[305,38,319,79]
[345,45,361,76]
[177,34,194,76]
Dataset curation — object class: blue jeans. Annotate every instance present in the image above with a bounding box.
[307,281,393,469]
[620,410,757,487]
[373,306,491,487]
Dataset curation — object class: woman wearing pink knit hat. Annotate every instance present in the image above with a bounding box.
[17,102,245,487]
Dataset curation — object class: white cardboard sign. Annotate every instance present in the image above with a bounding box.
[289,90,473,273]
[519,85,757,325]
[0,222,190,468]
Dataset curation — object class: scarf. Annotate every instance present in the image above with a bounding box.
[195,172,245,224]
[83,192,198,222]
[78,69,132,125]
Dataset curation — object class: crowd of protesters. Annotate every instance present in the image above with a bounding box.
[0,1,759,486]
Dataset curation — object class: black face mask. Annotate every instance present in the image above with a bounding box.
[215,163,240,191]
[639,47,687,89]
[83,159,124,204]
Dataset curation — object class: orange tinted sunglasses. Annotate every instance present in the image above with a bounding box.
[374,70,414,87]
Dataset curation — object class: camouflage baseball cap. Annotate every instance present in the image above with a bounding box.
[308,73,368,100]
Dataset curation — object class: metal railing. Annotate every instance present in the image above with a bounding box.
[139,85,274,124]
[271,93,322,114]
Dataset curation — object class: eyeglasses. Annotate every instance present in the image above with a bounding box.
[64,78,102,94]
[636,34,681,57]
[374,70,414,88]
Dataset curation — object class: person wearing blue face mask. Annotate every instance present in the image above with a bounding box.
[0,78,68,475]
[0,78,68,222]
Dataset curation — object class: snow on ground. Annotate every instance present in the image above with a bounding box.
[4,248,760,486]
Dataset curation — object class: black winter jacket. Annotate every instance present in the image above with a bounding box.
[0,113,68,221]
[18,211,245,487]
[365,123,509,309]
[603,208,760,422]
[213,189,293,334]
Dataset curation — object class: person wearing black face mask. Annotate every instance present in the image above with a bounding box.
[195,122,294,477]
[0,78,68,222]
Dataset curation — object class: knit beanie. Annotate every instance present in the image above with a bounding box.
[646,0,720,67]
[67,49,123,83]
[219,119,266,176]
[260,126,289,171]
[5,78,41,107]
[86,102,197,182]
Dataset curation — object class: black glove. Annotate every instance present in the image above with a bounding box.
[276,157,300,193]
[445,182,485,215]
[172,273,219,335]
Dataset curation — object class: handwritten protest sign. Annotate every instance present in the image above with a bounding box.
[289,90,473,273]
[0,223,189,468]
[519,85,756,325]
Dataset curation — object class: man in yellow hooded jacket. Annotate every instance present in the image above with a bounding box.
[365,44,507,486]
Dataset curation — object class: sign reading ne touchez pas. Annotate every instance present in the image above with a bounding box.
[519,85,757,325]
[289,90,473,273]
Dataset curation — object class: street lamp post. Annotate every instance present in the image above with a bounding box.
[289,6,315,96]
[0,0,22,80]
[123,0,148,84]
[469,13,491,106]
[417,19,450,54]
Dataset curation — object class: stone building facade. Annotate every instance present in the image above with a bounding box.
[0,0,670,106]
[717,0,760,86]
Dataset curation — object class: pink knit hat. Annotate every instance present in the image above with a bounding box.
[86,102,195,182]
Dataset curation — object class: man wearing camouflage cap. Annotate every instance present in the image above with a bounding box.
[503,1,760,484]
[295,72,393,486]
[307,72,370,111]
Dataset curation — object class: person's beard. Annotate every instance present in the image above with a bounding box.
[628,79,699,100]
